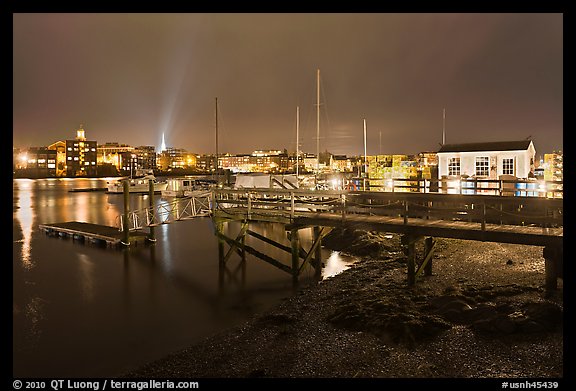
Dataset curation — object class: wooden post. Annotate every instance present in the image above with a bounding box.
[247,193,252,220]
[147,179,156,242]
[481,202,486,231]
[122,179,130,246]
[216,221,225,290]
[404,200,409,225]
[291,228,300,285]
[313,226,322,281]
[241,226,246,288]
[407,236,415,286]
[424,237,433,276]
[543,245,560,296]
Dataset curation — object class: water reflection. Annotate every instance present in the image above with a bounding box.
[15,179,35,270]
[13,178,359,377]
[77,254,95,303]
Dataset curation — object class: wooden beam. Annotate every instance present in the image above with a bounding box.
[415,237,436,278]
[216,230,292,274]
[247,229,293,255]
[298,227,327,274]
[222,222,249,264]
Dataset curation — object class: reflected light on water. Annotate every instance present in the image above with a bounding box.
[24,297,47,347]
[15,180,35,270]
[78,254,95,303]
[322,251,356,279]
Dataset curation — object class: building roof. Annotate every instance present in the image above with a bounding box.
[438,140,533,153]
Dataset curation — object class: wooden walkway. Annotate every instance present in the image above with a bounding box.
[212,188,563,291]
[39,221,148,247]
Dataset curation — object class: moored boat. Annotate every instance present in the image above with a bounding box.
[106,173,168,194]
[162,177,218,198]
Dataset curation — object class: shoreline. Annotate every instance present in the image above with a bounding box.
[125,233,563,378]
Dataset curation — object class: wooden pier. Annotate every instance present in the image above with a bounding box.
[39,183,563,294]
[211,188,563,294]
[39,221,149,248]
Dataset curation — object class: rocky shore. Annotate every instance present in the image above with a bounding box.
[125,229,563,379]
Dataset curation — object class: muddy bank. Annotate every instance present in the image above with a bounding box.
[125,230,563,378]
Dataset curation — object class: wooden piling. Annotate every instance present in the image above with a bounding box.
[216,221,225,290]
[122,179,130,246]
[291,228,300,284]
[147,179,156,242]
[313,226,322,280]
[543,245,561,296]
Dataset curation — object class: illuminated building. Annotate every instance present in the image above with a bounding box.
[59,125,98,177]
[18,147,57,177]
[119,146,158,173]
[156,147,194,171]
[543,151,563,182]
[437,140,536,180]
[97,142,134,170]
[217,150,289,173]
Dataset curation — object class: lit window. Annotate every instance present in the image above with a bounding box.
[74,157,79,161]
[67,157,72,160]
[85,162,90,166]
[48,164,56,168]
[67,147,72,151]
[38,159,46,163]
[91,148,96,152]
[448,158,460,176]
[475,156,489,177]
[91,162,95,165]
[502,158,514,175]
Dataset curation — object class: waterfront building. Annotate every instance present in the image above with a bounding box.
[542,151,563,182]
[97,142,134,170]
[19,147,57,177]
[157,147,194,171]
[57,125,98,177]
[437,140,536,180]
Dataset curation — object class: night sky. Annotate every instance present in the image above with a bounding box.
[13,13,563,157]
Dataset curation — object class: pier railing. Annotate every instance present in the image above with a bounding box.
[361,178,562,198]
[213,188,563,230]
[118,192,212,231]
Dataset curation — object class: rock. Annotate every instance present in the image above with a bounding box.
[523,302,563,330]
[493,315,517,334]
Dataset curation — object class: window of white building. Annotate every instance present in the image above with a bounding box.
[475,156,489,177]
[502,158,514,175]
[448,157,460,176]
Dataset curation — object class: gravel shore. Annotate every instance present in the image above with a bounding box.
[125,230,563,379]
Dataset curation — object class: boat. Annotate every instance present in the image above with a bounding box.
[106,171,168,194]
[162,177,217,198]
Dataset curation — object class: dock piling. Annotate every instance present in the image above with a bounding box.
[122,179,130,246]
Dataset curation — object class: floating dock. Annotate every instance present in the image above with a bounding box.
[39,221,149,248]
[69,188,107,192]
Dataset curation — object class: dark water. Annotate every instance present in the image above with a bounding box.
[13,178,355,378]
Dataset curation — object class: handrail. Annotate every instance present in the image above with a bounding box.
[212,188,563,231]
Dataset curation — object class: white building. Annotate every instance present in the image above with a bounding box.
[437,140,536,179]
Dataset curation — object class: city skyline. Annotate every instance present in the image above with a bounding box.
[13,13,563,155]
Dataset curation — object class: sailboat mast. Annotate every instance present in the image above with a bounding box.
[215,97,219,176]
[442,107,446,145]
[363,118,368,191]
[296,105,300,180]
[316,68,320,178]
